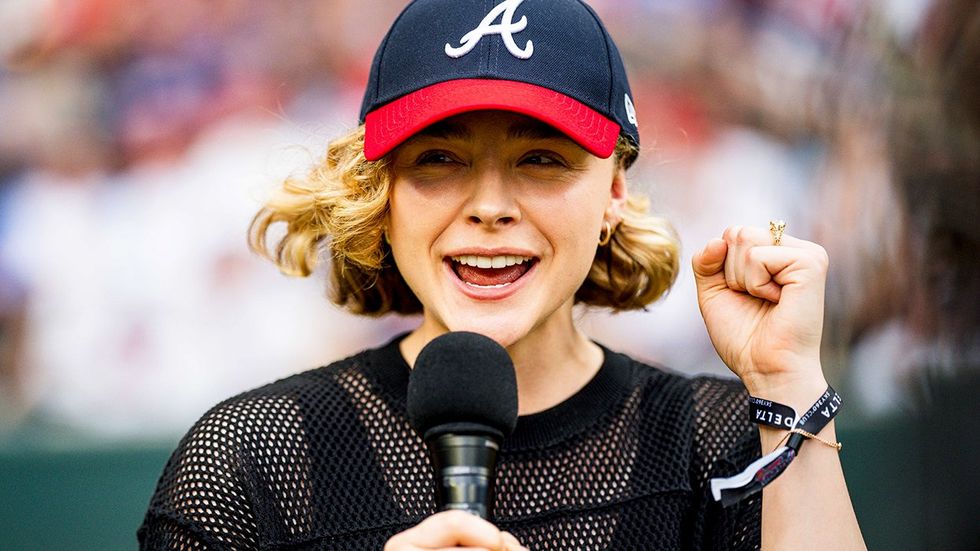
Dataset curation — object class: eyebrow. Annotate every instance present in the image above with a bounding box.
[413,117,569,142]
[506,119,568,141]
[415,120,471,140]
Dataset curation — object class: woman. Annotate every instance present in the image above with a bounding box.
[140,1,865,549]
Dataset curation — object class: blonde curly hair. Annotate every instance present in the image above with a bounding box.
[249,125,680,315]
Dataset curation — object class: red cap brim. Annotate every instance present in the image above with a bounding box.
[363,79,621,161]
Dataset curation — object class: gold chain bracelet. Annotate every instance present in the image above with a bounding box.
[773,428,842,452]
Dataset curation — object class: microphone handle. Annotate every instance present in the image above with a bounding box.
[428,433,500,519]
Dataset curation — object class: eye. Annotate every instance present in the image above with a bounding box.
[519,152,565,167]
[416,150,459,165]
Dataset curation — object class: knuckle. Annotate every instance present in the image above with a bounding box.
[738,225,761,246]
[815,245,830,268]
[734,227,748,245]
[801,244,829,270]
[724,268,737,288]
[441,509,468,532]
[723,225,740,243]
[440,513,460,532]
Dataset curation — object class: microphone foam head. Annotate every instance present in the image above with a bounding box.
[407,332,519,442]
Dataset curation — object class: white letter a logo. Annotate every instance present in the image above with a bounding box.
[445,0,534,60]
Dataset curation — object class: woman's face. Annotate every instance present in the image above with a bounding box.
[387,111,626,346]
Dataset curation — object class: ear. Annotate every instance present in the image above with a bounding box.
[604,166,628,225]
[382,205,393,233]
[381,212,391,244]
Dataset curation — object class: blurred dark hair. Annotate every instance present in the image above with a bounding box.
[888,0,980,358]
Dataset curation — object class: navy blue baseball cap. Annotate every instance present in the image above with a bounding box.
[359,0,640,161]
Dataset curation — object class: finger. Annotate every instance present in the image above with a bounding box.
[722,226,742,291]
[725,226,816,292]
[501,531,529,551]
[744,246,783,303]
[744,242,831,302]
[692,239,729,302]
[733,227,774,293]
[728,225,814,249]
[692,238,727,279]
[385,510,504,549]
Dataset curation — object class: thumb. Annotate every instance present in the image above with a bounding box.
[692,238,728,282]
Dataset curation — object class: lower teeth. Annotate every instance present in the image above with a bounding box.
[464,281,512,289]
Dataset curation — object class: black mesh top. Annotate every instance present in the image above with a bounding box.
[139,335,762,550]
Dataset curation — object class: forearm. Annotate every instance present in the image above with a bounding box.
[691,227,866,548]
[752,378,866,550]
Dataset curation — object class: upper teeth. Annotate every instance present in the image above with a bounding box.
[452,255,532,268]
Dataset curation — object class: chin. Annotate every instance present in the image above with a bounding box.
[444,314,533,350]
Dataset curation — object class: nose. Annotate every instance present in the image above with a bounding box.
[464,165,521,228]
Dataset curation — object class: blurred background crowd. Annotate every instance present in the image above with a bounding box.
[0,0,977,549]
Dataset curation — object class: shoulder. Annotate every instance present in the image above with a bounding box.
[594,350,762,546]
[140,339,408,548]
[610,349,748,421]
[605,349,757,472]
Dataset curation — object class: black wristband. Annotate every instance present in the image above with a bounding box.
[748,396,796,430]
[711,384,843,506]
[795,386,842,436]
[748,385,842,435]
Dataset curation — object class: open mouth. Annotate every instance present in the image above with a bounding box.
[449,254,537,288]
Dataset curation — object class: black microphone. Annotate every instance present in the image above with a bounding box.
[407,332,519,519]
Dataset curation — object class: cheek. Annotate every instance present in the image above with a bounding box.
[387,180,460,289]
[563,217,604,272]
[387,214,436,303]
[554,178,609,239]
[530,186,606,272]
[560,181,612,271]
[389,181,446,245]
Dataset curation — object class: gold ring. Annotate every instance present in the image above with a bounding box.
[769,220,786,246]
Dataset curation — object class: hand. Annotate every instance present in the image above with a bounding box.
[384,510,529,551]
[692,226,830,406]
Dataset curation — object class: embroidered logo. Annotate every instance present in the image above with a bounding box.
[445,0,534,60]
[624,94,637,126]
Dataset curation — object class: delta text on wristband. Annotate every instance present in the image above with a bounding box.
[749,396,797,430]
[708,385,843,507]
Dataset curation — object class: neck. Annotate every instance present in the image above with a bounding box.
[400,301,604,416]
[504,307,603,414]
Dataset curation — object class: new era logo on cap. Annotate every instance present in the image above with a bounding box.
[360,0,639,161]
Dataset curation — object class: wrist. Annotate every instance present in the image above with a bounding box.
[746,371,841,448]
[742,370,827,415]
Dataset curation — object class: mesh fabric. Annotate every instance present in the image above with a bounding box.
[139,336,761,550]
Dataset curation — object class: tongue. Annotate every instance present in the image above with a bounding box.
[455,263,529,286]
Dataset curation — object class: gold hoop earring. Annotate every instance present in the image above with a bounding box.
[598,221,614,247]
